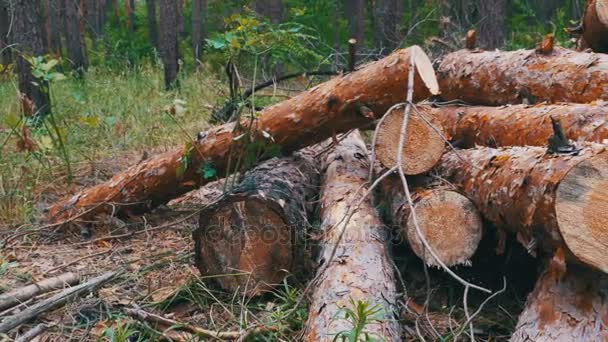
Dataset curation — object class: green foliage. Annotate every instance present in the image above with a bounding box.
[332,298,386,342]
[102,319,139,342]
[197,162,217,180]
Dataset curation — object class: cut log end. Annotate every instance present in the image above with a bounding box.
[405,190,483,267]
[465,29,477,50]
[194,199,292,296]
[375,106,445,175]
[411,45,440,96]
[556,150,608,273]
[596,0,608,26]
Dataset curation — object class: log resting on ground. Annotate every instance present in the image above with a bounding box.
[511,251,608,341]
[305,131,400,341]
[437,48,608,105]
[581,0,608,53]
[46,46,439,224]
[435,145,608,273]
[193,149,319,297]
[374,104,446,175]
[427,102,608,148]
[387,184,483,267]
[0,272,80,311]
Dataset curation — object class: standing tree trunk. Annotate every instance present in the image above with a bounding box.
[373,0,400,55]
[511,251,608,341]
[159,0,179,89]
[194,150,319,297]
[146,0,158,48]
[124,0,134,33]
[65,0,87,73]
[0,0,12,65]
[477,0,506,49]
[435,145,608,274]
[45,0,61,56]
[192,0,206,63]
[14,0,51,117]
[344,0,365,47]
[46,46,439,224]
[305,131,400,341]
[437,48,608,105]
[253,0,284,23]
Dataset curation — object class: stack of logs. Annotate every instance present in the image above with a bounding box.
[44,5,608,339]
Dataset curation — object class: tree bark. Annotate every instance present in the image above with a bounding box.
[305,131,400,342]
[428,103,608,148]
[477,0,506,49]
[373,0,400,55]
[65,0,87,72]
[0,1,11,65]
[253,0,284,23]
[438,48,608,105]
[344,0,365,47]
[46,46,439,224]
[193,150,319,297]
[14,0,51,117]
[383,180,483,267]
[192,0,206,62]
[159,0,179,89]
[511,251,608,341]
[0,272,80,311]
[580,0,608,53]
[374,104,446,175]
[435,144,608,274]
[146,0,158,48]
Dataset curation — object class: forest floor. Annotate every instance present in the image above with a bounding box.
[0,65,535,341]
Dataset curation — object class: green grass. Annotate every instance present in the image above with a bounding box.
[0,63,225,226]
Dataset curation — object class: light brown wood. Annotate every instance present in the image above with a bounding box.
[581,0,608,53]
[0,272,80,311]
[305,131,400,341]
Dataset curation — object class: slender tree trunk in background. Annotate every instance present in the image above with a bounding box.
[177,0,184,35]
[477,0,506,49]
[344,0,365,47]
[112,0,119,19]
[160,0,179,89]
[253,0,285,76]
[146,0,159,48]
[45,0,62,55]
[85,0,98,48]
[530,0,561,22]
[124,0,134,32]
[14,0,51,117]
[65,0,87,72]
[192,0,207,63]
[333,0,341,68]
[0,0,12,65]
[373,0,400,54]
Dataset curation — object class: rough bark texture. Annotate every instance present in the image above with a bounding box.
[581,0,608,53]
[388,185,483,267]
[44,0,63,55]
[435,145,608,274]
[0,1,11,65]
[511,251,608,341]
[477,0,506,49]
[429,102,608,148]
[14,0,51,117]
[159,0,179,89]
[65,0,87,71]
[193,150,319,297]
[374,104,446,175]
[305,131,400,341]
[191,0,206,62]
[46,46,439,224]
[146,0,158,48]
[437,48,608,105]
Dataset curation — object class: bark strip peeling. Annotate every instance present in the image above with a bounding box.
[47,46,439,223]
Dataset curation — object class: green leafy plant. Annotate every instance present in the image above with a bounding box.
[102,319,139,342]
[332,298,386,342]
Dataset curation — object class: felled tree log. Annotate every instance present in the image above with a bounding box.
[388,185,483,267]
[46,46,439,223]
[305,131,400,341]
[511,251,608,341]
[437,48,608,105]
[193,150,319,297]
[435,145,608,273]
[581,0,608,53]
[374,104,446,175]
[428,102,608,148]
[0,272,80,311]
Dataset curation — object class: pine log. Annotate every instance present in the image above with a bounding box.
[435,145,608,273]
[0,272,80,311]
[581,0,608,53]
[46,46,439,224]
[428,102,608,148]
[389,186,483,267]
[437,48,608,105]
[374,104,446,175]
[305,131,400,341]
[511,251,608,341]
[193,150,319,297]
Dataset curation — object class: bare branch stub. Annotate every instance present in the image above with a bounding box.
[465,29,477,50]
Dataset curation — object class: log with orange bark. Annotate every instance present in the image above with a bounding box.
[305,131,399,341]
[192,149,319,297]
[437,48,608,105]
[46,46,439,224]
[511,250,608,341]
[426,102,608,148]
[580,0,608,53]
[435,145,608,274]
